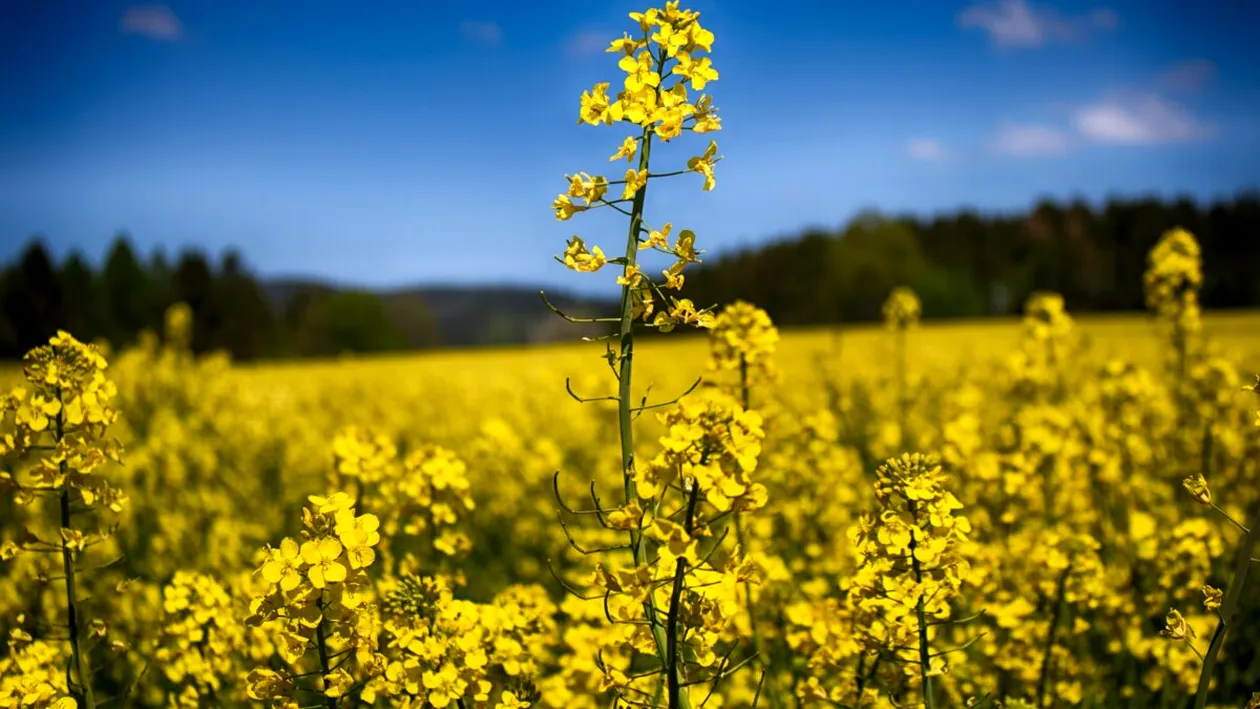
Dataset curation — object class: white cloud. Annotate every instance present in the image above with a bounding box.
[564,30,607,59]
[905,138,949,162]
[119,5,183,42]
[459,20,503,45]
[992,123,1074,156]
[958,0,1117,49]
[1157,59,1216,91]
[1072,92,1214,144]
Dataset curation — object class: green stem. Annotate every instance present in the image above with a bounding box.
[667,483,702,709]
[315,596,337,709]
[1037,563,1072,709]
[897,326,908,449]
[735,354,780,709]
[855,653,881,702]
[611,50,689,708]
[908,501,935,709]
[739,353,750,411]
[1191,497,1260,709]
[56,392,95,709]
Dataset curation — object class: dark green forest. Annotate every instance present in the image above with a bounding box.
[682,191,1260,325]
[1,191,1257,360]
[0,238,437,361]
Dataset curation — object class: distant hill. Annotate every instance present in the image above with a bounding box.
[262,280,618,349]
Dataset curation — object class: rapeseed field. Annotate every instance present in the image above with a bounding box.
[3,4,1259,708]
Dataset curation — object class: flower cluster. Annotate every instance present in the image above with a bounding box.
[552,2,723,332]
[882,286,922,330]
[363,577,554,708]
[636,389,768,513]
[848,454,972,684]
[1008,291,1078,399]
[152,571,248,704]
[707,300,780,392]
[244,493,381,705]
[1,331,126,511]
[0,636,72,709]
[1143,227,1203,330]
[330,427,475,563]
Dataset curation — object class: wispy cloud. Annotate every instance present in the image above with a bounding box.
[458,20,503,45]
[991,91,1214,157]
[1072,92,1214,144]
[564,29,608,60]
[905,138,950,162]
[1157,59,1216,91]
[992,123,1074,156]
[119,5,183,42]
[958,0,1118,49]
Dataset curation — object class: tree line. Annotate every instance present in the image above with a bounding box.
[3,192,1257,360]
[0,235,438,361]
[681,191,1260,326]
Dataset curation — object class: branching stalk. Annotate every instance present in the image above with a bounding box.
[1191,497,1260,709]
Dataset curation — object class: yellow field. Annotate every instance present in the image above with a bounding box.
[2,304,1258,708]
[3,2,1259,704]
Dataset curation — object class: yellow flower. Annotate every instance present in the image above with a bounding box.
[604,499,645,529]
[616,264,644,287]
[1182,473,1212,505]
[628,7,659,33]
[622,168,648,199]
[562,236,607,273]
[641,222,672,250]
[324,668,354,698]
[686,141,719,191]
[609,135,638,162]
[497,690,531,709]
[261,538,304,591]
[308,492,355,515]
[1159,608,1194,641]
[300,537,346,588]
[246,668,294,701]
[606,32,641,56]
[552,194,587,221]
[335,511,381,569]
[1202,585,1223,612]
[672,51,719,90]
[578,82,612,125]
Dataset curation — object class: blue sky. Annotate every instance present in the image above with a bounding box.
[2,0,1257,293]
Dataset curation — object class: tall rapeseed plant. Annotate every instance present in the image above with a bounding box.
[1144,227,1203,445]
[546,5,771,707]
[848,453,974,709]
[0,332,128,709]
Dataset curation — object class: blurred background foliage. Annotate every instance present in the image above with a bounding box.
[2,191,1257,360]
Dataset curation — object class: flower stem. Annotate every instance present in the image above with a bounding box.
[1037,563,1072,709]
[1192,497,1260,709]
[897,326,908,448]
[614,106,689,708]
[315,596,338,709]
[56,395,95,709]
[734,354,781,709]
[908,501,935,709]
[667,482,702,709]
